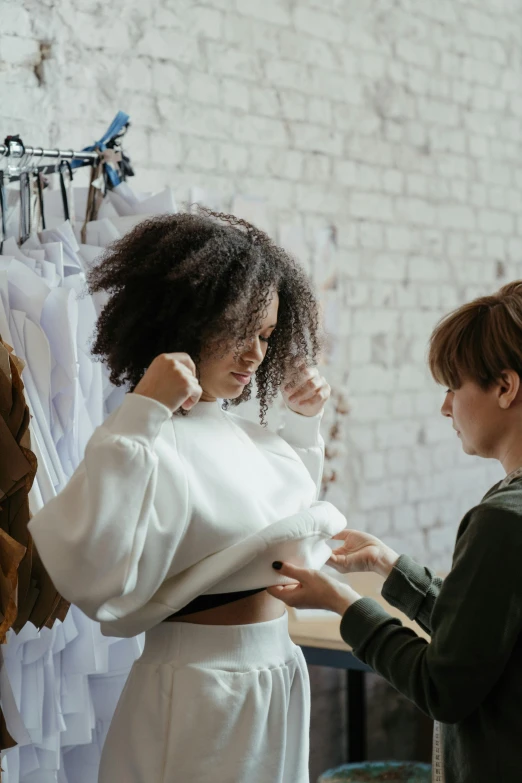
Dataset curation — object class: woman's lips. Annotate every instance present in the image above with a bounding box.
[231,372,252,385]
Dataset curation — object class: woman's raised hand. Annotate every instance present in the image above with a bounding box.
[134,353,202,412]
[282,364,331,417]
[328,529,399,579]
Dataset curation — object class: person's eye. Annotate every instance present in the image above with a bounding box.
[260,335,271,343]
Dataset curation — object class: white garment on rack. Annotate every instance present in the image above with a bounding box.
[0,211,144,783]
[107,181,177,217]
[0,178,187,781]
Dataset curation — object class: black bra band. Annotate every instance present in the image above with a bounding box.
[163,587,267,620]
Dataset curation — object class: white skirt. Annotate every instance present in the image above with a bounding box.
[98,611,310,783]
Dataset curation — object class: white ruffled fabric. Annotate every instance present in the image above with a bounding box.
[0,182,177,783]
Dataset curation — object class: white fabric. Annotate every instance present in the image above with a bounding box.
[29,392,346,638]
[99,611,310,783]
[0,217,144,783]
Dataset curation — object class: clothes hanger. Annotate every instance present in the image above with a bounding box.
[18,145,34,244]
[58,160,73,222]
[80,154,104,244]
[35,170,46,231]
[6,141,34,245]
[19,170,33,244]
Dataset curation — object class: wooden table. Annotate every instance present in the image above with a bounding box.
[288,572,430,763]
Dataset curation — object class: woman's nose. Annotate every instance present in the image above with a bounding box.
[441,392,453,418]
[243,337,263,362]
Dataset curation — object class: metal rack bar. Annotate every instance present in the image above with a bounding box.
[0,141,99,163]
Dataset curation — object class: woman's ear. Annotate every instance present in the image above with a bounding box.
[498,370,521,409]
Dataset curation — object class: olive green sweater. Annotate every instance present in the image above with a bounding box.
[340,476,522,783]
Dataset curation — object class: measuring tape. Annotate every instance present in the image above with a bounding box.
[499,465,522,488]
[432,721,445,783]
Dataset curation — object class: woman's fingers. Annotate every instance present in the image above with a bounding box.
[288,375,321,402]
[166,352,197,377]
[326,552,352,574]
[332,529,351,541]
[271,560,309,582]
[269,561,363,615]
[283,362,310,391]
[266,583,300,598]
[267,561,310,607]
[266,582,304,607]
[282,365,331,417]
[288,374,331,405]
[180,377,203,410]
[134,352,202,413]
[296,389,328,408]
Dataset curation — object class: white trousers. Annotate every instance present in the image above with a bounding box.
[98,611,310,783]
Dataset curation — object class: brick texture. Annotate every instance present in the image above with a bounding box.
[2,0,521,579]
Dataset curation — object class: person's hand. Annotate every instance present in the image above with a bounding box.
[328,529,399,579]
[133,353,202,413]
[266,561,361,616]
[282,364,331,417]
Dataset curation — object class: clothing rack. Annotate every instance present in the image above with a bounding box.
[0,114,132,245]
[0,137,98,243]
[0,138,100,165]
[1,113,131,181]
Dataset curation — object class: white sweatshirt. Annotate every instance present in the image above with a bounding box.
[28,393,346,637]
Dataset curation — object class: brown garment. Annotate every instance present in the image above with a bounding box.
[0,339,69,752]
[0,340,35,639]
[0,528,25,646]
[0,339,70,634]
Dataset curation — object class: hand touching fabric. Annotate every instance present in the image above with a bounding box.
[267,561,361,615]
[282,364,330,417]
[327,529,399,579]
[134,353,202,412]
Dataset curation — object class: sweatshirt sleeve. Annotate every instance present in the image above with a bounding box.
[381,555,443,635]
[339,506,522,724]
[28,393,190,624]
[277,408,325,497]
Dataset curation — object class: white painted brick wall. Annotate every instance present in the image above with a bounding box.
[2,0,521,571]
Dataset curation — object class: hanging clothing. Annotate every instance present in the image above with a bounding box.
[0,341,37,635]
[0,342,32,643]
[0,339,71,639]
[0,200,144,782]
[0,341,34,759]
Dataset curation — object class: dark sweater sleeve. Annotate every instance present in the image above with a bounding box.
[340,506,522,723]
[381,554,443,634]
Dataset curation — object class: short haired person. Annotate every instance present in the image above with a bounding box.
[268,282,522,783]
[28,211,346,783]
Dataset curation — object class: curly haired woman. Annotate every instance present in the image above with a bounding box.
[29,210,346,783]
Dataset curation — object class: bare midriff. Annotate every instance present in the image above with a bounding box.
[171,590,285,625]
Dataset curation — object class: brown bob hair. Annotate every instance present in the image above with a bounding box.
[428,281,522,390]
